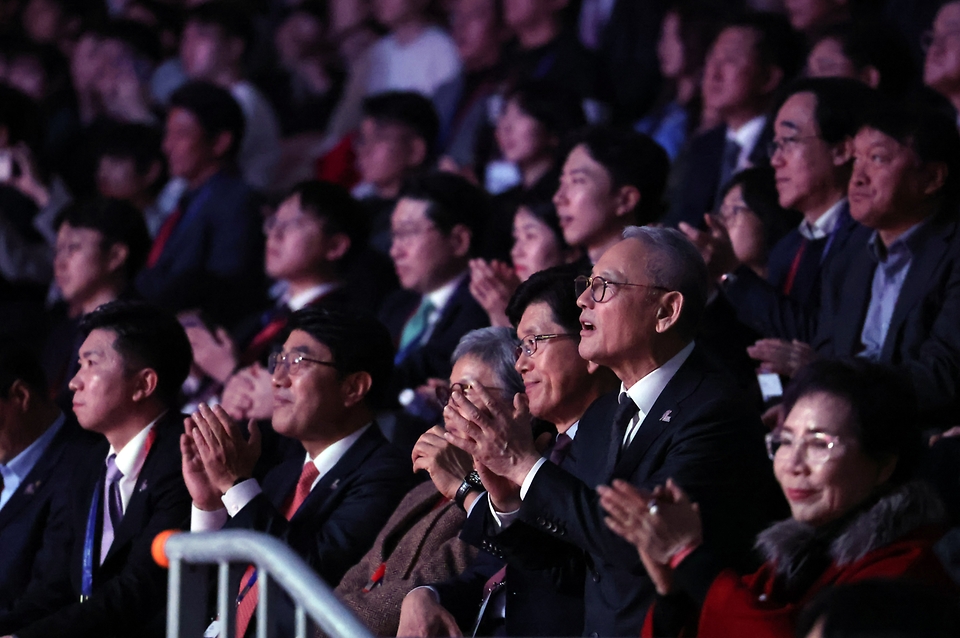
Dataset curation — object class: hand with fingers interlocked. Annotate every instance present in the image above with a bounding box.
[441,383,539,510]
[185,403,262,495]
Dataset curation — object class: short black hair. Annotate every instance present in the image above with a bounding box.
[814,21,916,101]
[286,180,369,265]
[168,80,245,159]
[506,263,584,333]
[287,307,395,409]
[80,301,192,408]
[720,166,801,252]
[185,1,255,50]
[726,11,805,82]
[0,342,48,399]
[503,80,586,139]
[858,101,960,211]
[400,172,487,243]
[97,122,165,182]
[782,359,922,486]
[56,198,152,280]
[796,580,960,638]
[776,77,879,145]
[573,126,670,225]
[515,190,569,251]
[362,91,440,151]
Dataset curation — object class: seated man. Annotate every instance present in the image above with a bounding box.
[180,180,367,418]
[439,227,783,636]
[400,264,619,637]
[94,122,167,236]
[184,307,417,636]
[0,301,193,638]
[381,172,490,417]
[0,344,99,613]
[352,91,439,254]
[554,126,669,265]
[43,197,152,406]
[136,80,264,325]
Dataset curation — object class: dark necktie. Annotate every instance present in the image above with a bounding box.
[549,432,573,465]
[716,138,742,206]
[100,454,124,563]
[613,393,639,455]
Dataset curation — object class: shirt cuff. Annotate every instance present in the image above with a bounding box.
[190,504,228,531]
[519,457,548,499]
[465,491,486,518]
[222,478,262,516]
[488,496,520,529]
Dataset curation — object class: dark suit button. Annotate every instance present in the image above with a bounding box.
[589,632,599,637]
[536,517,545,526]
[592,572,601,583]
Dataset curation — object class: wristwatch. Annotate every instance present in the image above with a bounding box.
[454,470,484,511]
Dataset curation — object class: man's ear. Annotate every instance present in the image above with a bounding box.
[655,291,685,333]
[831,137,854,167]
[144,159,163,187]
[859,65,881,90]
[6,379,32,413]
[761,65,785,95]
[340,371,372,408]
[922,161,948,197]
[323,233,351,263]
[131,368,159,403]
[448,224,473,258]
[614,185,641,219]
[105,243,130,276]
[211,131,234,160]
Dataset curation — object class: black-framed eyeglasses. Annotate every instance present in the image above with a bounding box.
[766,135,820,157]
[268,351,337,376]
[515,333,577,359]
[575,275,670,303]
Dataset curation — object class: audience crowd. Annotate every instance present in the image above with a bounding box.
[3,0,960,637]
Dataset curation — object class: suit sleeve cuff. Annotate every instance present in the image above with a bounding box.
[519,457,547,499]
[222,479,262,516]
[191,504,228,531]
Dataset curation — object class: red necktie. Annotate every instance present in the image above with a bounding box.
[146,204,184,269]
[781,237,808,296]
[235,462,321,636]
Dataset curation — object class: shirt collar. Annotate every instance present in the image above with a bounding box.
[620,342,695,417]
[727,115,766,152]
[3,413,65,480]
[306,423,372,480]
[867,217,931,263]
[799,198,846,241]
[286,283,341,311]
[110,412,165,482]
[425,272,467,313]
[564,420,580,440]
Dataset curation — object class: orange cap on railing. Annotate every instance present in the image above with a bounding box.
[152,529,180,568]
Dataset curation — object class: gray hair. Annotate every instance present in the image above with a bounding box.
[621,225,708,340]
[451,326,524,396]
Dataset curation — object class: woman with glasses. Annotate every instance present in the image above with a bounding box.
[598,359,954,638]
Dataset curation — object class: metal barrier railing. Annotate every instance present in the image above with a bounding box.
[158,530,375,638]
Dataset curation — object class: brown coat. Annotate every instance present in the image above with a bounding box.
[332,480,477,636]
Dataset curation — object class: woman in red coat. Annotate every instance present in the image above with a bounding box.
[599,359,955,638]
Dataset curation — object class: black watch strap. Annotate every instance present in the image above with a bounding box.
[454,470,483,511]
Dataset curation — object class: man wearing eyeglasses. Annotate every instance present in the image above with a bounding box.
[183,307,415,637]
[683,78,874,377]
[441,227,783,637]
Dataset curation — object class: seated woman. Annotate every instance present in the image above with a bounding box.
[333,326,523,637]
[599,359,955,638]
[469,194,582,327]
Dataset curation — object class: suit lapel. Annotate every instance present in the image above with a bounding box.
[612,352,704,479]
[427,279,469,345]
[881,220,955,361]
[0,422,70,529]
[831,244,875,356]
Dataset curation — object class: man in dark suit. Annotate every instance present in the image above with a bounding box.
[685,79,876,372]
[0,345,100,613]
[441,227,782,636]
[0,301,194,638]
[183,307,416,636]
[380,173,490,417]
[136,81,264,326]
[666,13,804,229]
